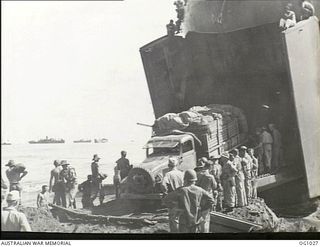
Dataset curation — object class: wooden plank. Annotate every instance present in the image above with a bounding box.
[49,203,166,225]
[210,212,262,233]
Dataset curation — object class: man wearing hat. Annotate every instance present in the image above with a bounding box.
[59,160,70,207]
[220,152,237,211]
[49,160,63,205]
[1,190,31,231]
[5,160,28,205]
[195,158,217,232]
[163,169,214,233]
[160,157,184,233]
[230,149,247,207]
[91,154,104,205]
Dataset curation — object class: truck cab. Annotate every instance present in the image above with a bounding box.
[120,134,196,199]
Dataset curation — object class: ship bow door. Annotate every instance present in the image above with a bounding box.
[283,17,320,198]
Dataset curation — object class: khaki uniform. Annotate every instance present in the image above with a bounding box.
[196,170,217,232]
[163,184,214,233]
[91,161,102,204]
[260,130,273,172]
[162,169,184,194]
[233,156,247,207]
[241,154,253,200]
[221,161,237,208]
[1,207,31,231]
[116,157,131,180]
[78,180,93,208]
[212,163,223,211]
[60,167,77,208]
[161,168,184,232]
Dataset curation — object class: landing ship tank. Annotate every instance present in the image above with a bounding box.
[139,0,320,205]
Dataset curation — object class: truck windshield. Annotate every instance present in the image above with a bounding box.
[144,140,180,157]
[147,146,180,157]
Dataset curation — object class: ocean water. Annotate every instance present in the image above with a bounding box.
[1,141,147,206]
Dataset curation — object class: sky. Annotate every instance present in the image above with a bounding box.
[1,0,176,144]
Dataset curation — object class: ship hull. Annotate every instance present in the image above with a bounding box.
[183,0,320,33]
[140,17,320,200]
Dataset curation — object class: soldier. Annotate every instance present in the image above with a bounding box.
[2,191,31,231]
[268,123,282,172]
[195,159,217,233]
[49,160,63,205]
[161,157,184,233]
[210,155,223,211]
[220,152,237,212]
[113,166,121,199]
[230,149,247,207]
[98,174,108,205]
[116,151,131,180]
[163,169,214,233]
[59,160,70,208]
[166,20,176,37]
[248,148,259,199]
[300,0,315,20]
[239,146,253,201]
[91,154,103,206]
[5,160,28,205]
[260,127,273,173]
[161,157,184,194]
[78,175,93,208]
[279,3,296,30]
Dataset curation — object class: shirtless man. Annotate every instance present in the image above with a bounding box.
[5,160,28,205]
[49,160,63,205]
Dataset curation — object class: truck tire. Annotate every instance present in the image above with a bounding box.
[126,167,154,194]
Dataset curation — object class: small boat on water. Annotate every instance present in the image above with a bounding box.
[29,136,65,144]
[73,139,92,143]
[94,138,108,143]
[1,142,12,145]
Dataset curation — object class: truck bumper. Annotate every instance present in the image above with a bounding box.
[120,192,164,200]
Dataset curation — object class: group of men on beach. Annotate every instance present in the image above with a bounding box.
[1,151,132,231]
[161,143,260,233]
[50,151,131,209]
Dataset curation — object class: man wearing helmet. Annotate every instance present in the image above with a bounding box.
[163,169,214,233]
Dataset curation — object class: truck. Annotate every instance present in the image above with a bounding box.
[120,104,248,199]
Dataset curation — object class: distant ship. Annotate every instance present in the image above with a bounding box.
[1,142,12,145]
[94,138,108,143]
[29,136,65,144]
[73,139,92,143]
